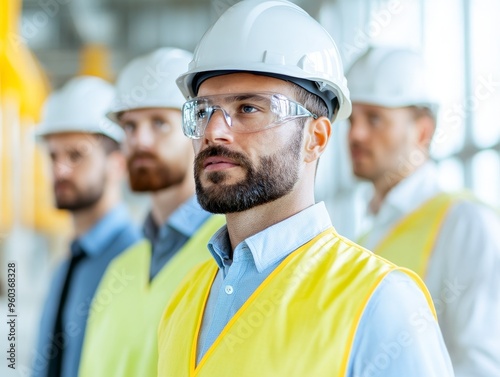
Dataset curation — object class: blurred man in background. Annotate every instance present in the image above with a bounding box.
[348,46,500,377]
[78,48,224,377]
[32,76,141,377]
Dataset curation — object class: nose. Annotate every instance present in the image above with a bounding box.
[348,118,369,144]
[203,107,234,145]
[53,159,73,179]
[132,123,156,149]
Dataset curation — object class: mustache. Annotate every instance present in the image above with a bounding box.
[54,180,78,195]
[54,179,76,189]
[349,142,372,154]
[127,151,160,164]
[195,145,251,170]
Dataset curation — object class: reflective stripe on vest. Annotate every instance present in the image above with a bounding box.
[158,227,435,377]
[78,215,225,377]
[373,192,472,278]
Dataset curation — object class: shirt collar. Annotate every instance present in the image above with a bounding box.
[208,202,332,273]
[77,204,131,258]
[142,212,158,242]
[143,195,211,240]
[168,195,211,237]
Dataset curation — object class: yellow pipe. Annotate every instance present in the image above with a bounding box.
[1,0,70,234]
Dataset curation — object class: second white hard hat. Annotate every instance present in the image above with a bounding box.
[176,0,351,121]
[107,47,193,123]
[347,47,439,113]
[35,76,124,143]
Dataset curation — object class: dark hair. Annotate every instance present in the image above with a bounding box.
[408,106,436,125]
[290,83,330,127]
[288,83,332,177]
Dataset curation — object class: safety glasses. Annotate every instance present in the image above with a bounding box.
[182,92,318,139]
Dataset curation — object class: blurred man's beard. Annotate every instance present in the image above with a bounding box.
[54,180,104,211]
[127,152,185,192]
[194,132,302,214]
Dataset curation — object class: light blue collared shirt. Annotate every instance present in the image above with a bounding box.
[32,204,141,377]
[143,195,211,279]
[196,202,453,376]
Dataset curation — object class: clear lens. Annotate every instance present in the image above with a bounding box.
[182,92,317,139]
[182,100,207,139]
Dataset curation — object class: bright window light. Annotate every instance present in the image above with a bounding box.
[472,149,500,207]
[471,0,500,148]
[436,158,465,192]
[424,0,466,159]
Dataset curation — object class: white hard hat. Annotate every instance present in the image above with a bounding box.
[347,47,439,113]
[176,0,351,121]
[107,47,193,123]
[36,76,124,143]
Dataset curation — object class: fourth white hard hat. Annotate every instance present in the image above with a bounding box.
[35,76,124,143]
[347,47,439,114]
[176,0,351,121]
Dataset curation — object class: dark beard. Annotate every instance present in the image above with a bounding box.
[127,152,185,192]
[194,132,302,214]
[54,180,104,212]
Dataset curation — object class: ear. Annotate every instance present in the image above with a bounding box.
[415,114,435,150]
[303,116,331,163]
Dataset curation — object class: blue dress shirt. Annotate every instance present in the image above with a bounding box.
[142,195,211,280]
[197,202,454,376]
[32,204,141,377]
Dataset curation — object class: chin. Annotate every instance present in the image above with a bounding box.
[352,169,372,181]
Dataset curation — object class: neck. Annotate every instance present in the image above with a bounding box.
[369,177,397,215]
[72,201,116,239]
[370,158,427,214]
[225,188,315,252]
[150,176,196,227]
[72,182,121,238]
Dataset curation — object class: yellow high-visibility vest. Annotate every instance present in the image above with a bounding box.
[157,227,435,377]
[78,215,225,377]
[372,192,471,278]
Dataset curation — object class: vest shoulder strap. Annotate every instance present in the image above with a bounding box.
[374,191,472,277]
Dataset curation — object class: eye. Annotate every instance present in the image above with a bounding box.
[122,122,135,134]
[69,150,82,164]
[196,108,209,120]
[240,104,258,114]
[367,113,383,127]
[153,118,171,132]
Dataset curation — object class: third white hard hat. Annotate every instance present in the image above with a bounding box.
[347,47,439,113]
[176,0,351,121]
[107,47,193,123]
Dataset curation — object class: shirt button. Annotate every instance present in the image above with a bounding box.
[225,285,234,295]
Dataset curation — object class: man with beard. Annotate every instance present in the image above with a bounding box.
[347,47,500,376]
[78,48,224,377]
[32,76,141,377]
[157,1,453,376]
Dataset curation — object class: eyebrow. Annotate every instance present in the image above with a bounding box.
[195,93,272,106]
[229,93,269,102]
